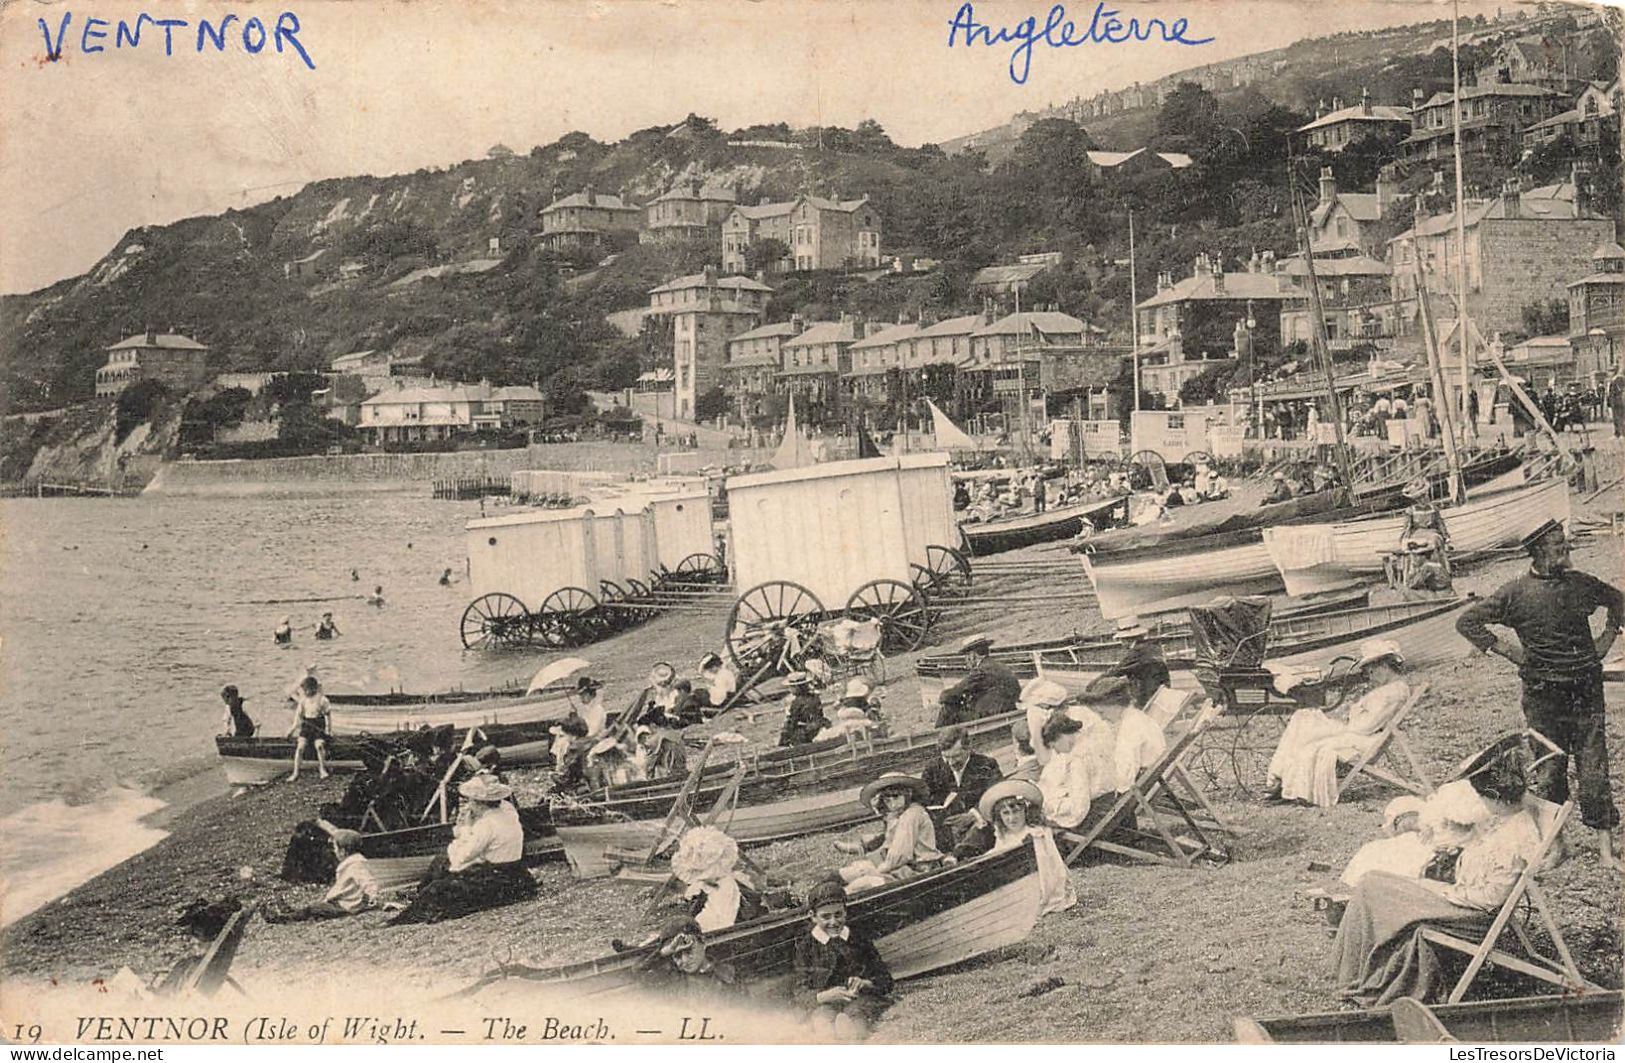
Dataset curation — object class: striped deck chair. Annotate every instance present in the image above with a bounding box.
[1335,681,1435,801]
[1059,697,1230,868]
[1418,794,1597,1004]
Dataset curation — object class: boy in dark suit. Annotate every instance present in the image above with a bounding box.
[794,880,893,1041]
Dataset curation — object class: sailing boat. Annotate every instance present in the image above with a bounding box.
[768,394,817,470]
[927,399,980,451]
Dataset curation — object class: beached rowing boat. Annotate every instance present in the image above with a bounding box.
[1235,990,1623,1044]
[355,810,564,892]
[960,497,1128,556]
[1262,477,1571,597]
[1083,527,1281,621]
[213,719,555,787]
[464,837,1041,997]
[916,597,1472,709]
[915,589,1371,679]
[325,687,574,735]
[554,713,1021,878]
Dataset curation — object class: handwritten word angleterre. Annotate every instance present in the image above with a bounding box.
[947,2,1213,85]
[36,11,315,70]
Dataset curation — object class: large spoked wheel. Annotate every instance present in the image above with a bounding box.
[598,580,633,633]
[537,586,603,648]
[1128,450,1168,489]
[1182,450,1214,468]
[725,580,825,675]
[675,552,726,584]
[459,593,532,650]
[846,579,931,654]
[1317,655,1361,711]
[625,577,659,622]
[912,544,973,599]
[1229,704,1290,797]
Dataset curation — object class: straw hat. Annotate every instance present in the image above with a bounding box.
[1381,796,1425,837]
[976,778,1044,824]
[671,826,739,886]
[1402,477,1431,501]
[785,671,815,688]
[575,676,602,694]
[1019,676,1069,708]
[649,663,676,685]
[858,772,929,808]
[328,828,365,849]
[1113,617,1152,640]
[590,736,622,757]
[458,775,513,802]
[1354,639,1405,671]
[843,678,872,701]
[698,653,723,671]
[957,632,994,655]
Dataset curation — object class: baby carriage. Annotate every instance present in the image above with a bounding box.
[804,616,887,687]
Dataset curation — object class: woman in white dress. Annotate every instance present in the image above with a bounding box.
[1265,639,1412,808]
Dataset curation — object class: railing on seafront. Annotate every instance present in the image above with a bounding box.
[18,478,144,498]
[431,475,513,501]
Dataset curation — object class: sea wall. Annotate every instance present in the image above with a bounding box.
[143,442,770,496]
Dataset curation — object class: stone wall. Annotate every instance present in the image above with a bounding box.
[145,441,771,496]
[1477,218,1616,337]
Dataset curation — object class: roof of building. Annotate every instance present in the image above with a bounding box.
[1417,82,1563,109]
[782,321,858,348]
[544,191,639,212]
[330,350,380,370]
[106,333,208,351]
[1086,148,1193,170]
[1280,253,1392,278]
[1298,102,1412,133]
[1137,271,1299,309]
[913,314,983,339]
[1313,192,1385,226]
[648,273,774,294]
[971,311,1091,338]
[971,263,1050,287]
[491,385,544,401]
[728,321,803,342]
[653,184,736,203]
[850,323,922,350]
[1391,189,1586,241]
[1594,241,1625,260]
[733,202,796,220]
[362,386,476,406]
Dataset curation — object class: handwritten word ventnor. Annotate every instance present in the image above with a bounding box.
[37,12,315,70]
[947,2,1213,85]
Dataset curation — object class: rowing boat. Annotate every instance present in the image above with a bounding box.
[554,712,1021,878]
[1262,477,1570,597]
[354,809,564,892]
[915,588,1371,678]
[213,719,555,787]
[465,838,1041,998]
[1235,990,1623,1044]
[325,687,574,735]
[916,597,1472,709]
[960,497,1128,556]
[1083,527,1282,621]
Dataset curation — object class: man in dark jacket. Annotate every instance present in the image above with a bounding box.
[1457,518,1624,867]
[1083,618,1171,707]
[936,634,1021,728]
[920,724,1002,847]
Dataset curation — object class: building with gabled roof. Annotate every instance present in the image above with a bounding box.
[95,331,212,397]
[845,321,922,402]
[1297,90,1413,152]
[721,195,881,274]
[1308,168,1402,259]
[644,180,737,244]
[539,186,642,250]
[1402,82,1568,166]
[647,267,770,420]
[722,318,804,419]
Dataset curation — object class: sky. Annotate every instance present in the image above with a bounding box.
[1,0,1526,294]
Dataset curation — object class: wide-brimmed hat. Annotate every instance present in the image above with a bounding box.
[1355,639,1405,671]
[1381,795,1425,837]
[843,678,872,701]
[957,632,994,655]
[785,671,815,688]
[458,775,513,802]
[976,778,1044,823]
[671,826,739,886]
[698,653,722,671]
[590,736,622,757]
[1402,477,1431,501]
[1271,471,1285,481]
[1113,617,1152,640]
[649,663,676,684]
[1020,676,1069,708]
[1520,518,1565,554]
[858,772,929,808]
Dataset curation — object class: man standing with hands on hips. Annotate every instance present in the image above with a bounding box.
[1456,519,1624,868]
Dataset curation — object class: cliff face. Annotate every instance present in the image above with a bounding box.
[21,403,182,491]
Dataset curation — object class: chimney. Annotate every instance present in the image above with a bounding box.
[1211,256,1225,294]
[1319,166,1337,207]
[584,184,596,206]
[1248,249,1261,274]
[1361,87,1372,116]
[1376,169,1399,213]
[1411,88,1424,112]
[1193,253,1208,279]
[702,264,718,288]
[789,314,805,334]
[1316,98,1327,119]
[1262,249,1276,274]
[1157,271,1172,293]
[1501,179,1521,218]
[1331,96,1343,112]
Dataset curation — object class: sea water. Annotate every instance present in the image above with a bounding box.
[0,492,547,924]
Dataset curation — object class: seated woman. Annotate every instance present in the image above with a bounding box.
[1019,677,1070,766]
[697,653,739,711]
[1037,714,1095,831]
[388,775,537,925]
[778,672,829,748]
[671,826,767,932]
[586,736,645,790]
[1332,745,1543,1005]
[1265,639,1412,807]
[835,774,944,892]
[1340,782,1487,888]
[634,726,688,782]
[952,779,1077,915]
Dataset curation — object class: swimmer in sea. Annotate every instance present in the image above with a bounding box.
[439,568,455,586]
[274,616,293,646]
[367,586,386,607]
[315,612,341,640]
[351,568,360,582]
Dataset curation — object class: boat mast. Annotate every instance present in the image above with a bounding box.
[1450,0,1476,446]
[1129,210,1141,413]
[1416,268,1468,504]
[1288,157,1355,490]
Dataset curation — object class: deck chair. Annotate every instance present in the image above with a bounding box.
[1059,697,1231,868]
[1144,686,1232,835]
[176,904,255,998]
[1419,795,1597,1004]
[1334,681,1435,801]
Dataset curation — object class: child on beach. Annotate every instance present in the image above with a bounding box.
[264,830,381,923]
[794,880,894,1041]
[287,675,332,781]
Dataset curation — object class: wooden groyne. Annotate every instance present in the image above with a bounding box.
[431,476,512,500]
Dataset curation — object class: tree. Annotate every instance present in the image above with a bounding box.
[114,379,169,442]
[1155,82,1221,153]
[264,372,328,407]
[694,387,730,422]
[1009,118,1098,201]
[277,403,353,450]
[1521,298,1570,338]
[744,238,791,274]
[852,119,895,153]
